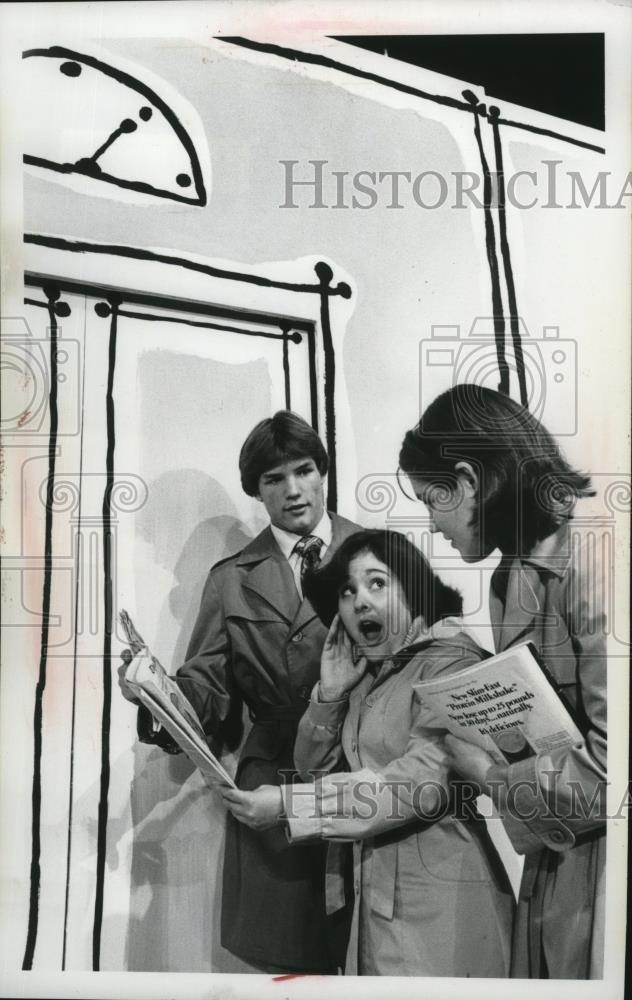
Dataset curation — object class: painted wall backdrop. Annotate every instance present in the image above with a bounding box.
[1,5,629,995]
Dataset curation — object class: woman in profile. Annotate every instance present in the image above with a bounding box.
[276,528,514,976]
[398,383,606,979]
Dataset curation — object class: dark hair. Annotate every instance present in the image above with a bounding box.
[304,529,462,628]
[399,384,594,553]
[239,410,328,497]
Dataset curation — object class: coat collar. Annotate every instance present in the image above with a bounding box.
[365,617,466,688]
[239,528,299,624]
[520,521,573,579]
[236,526,283,566]
[237,514,359,630]
[492,523,572,650]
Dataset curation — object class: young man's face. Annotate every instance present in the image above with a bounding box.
[257,457,326,536]
[410,475,482,562]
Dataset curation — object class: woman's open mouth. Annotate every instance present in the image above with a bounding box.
[357,619,384,644]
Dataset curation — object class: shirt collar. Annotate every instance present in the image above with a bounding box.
[270,511,332,561]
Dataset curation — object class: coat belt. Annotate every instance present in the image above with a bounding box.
[248,702,309,723]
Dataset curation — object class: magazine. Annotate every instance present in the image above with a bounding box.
[120,610,236,787]
[413,641,584,766]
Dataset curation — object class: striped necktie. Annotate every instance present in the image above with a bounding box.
[293,534,324,593]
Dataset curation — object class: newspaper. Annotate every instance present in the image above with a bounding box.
[119,610,236,787]
[413,641,584,766]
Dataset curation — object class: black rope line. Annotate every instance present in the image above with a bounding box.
[315,262,339,511]
[24,234,352,299]
[92,294,121,970]
[281,326,292,409]
[61,296,86,970]
[489,106,529,407]
[22,284,62,969]
[116,307,301,342]
[464,91,510,396]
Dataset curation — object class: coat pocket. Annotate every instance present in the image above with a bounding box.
[415,817,493,884]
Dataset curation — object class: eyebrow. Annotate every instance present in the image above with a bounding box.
[347,565,389,577]
[262,461,313,479]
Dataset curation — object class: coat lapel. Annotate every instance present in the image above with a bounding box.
[239,528,300,623]
[492,526,573,651]
[495,560,543,650]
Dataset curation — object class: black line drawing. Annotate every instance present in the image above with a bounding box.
[21,250,346,966]
[22,284,62,971]
[333,33,605,132]
[23,46,208,206]
[464,91,510,397]
[61,388,86,974]
[489,106,528,407]
[24,234,352,301]
[220,37,606,154]
[92,295,120,971]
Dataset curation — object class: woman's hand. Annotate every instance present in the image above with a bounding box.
[218,784,284,831]
[319,615,368,702]
[444,735,499,789]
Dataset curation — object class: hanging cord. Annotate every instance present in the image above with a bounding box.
[489,105,529,407]
[463,90,510,396]
[91,293,121,970]
[22,286,70,968]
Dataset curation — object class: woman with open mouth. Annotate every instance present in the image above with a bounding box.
[284,528,514,976]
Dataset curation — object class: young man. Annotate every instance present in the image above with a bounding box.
[120,411,359,973]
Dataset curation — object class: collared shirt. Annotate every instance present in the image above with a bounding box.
[270,512,332,597]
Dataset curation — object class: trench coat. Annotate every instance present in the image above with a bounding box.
[486,522,607,978]
[289,621,515,976]
[138,512,359,971]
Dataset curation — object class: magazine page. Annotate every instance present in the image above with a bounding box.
[134,687,236,787]
[414,642,584,766]
[124,643,207,743]
[1,1,629,998]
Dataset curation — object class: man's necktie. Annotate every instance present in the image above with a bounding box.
[293,535,324,594]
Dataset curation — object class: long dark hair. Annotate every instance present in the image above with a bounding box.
[304,528,462,627]
[399,384,594,554]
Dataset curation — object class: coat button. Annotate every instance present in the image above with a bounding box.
[298,686,310,699]
[354,880,360,895]
[291,631,303,643]
[351,741,357,753]
[549,829,565,844]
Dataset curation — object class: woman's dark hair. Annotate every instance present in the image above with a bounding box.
[399,384,594,554]
[304,528,462,628]
[239,410,328,497]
